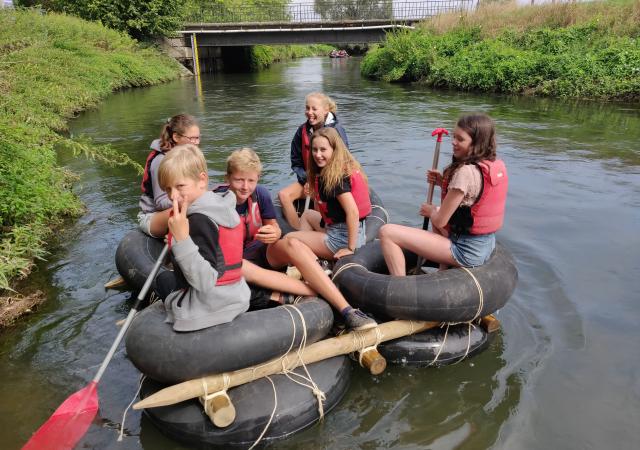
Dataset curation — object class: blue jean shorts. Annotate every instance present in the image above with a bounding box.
[324,221,366,254]
[450,232,495,267]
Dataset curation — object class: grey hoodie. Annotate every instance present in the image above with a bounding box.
[164,190,250,332]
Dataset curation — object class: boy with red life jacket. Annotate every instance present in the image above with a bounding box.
[153,144,249,332]
[378,113,508,275]
[138,114,201,239]
[278,92,350,230]
[214,148,316,309]
[222,148,376,331]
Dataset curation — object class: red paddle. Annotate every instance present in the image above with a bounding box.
[414,128,449,273]
[22,244,169,450]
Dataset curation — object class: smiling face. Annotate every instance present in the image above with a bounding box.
[165,172,207,208]
[227,170,259,205]
[311,135,334,168]
[305,96,330,130]
[452,126,473,160]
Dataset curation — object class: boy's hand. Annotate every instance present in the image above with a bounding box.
[168,197,190,242]
[255,224,281,244]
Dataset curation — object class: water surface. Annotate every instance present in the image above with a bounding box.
[2,57,639,450]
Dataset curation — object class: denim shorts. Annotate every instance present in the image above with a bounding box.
[324,221,366,254]
[450,232,496,268]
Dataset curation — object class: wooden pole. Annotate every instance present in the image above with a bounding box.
[480,315,501,333]
[358,348,387,375]
[199,392,236,428]
[134,320,439,410]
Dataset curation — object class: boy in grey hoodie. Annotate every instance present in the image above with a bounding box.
[155,144,250,332]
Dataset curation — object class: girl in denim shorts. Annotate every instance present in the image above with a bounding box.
[287,127,372,261]
[378,113,508,275]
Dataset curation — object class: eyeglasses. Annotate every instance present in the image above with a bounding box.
[177,133,201,144]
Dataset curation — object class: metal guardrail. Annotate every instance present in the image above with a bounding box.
[185,1,478,24]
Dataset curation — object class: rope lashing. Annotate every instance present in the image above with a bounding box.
[200,374,231,418]
[357,327,383,367]
[371,204,391,224]
[331,262,367,281]
[461,267,485,322]
[118,374,146,442]
[248,376,277,450]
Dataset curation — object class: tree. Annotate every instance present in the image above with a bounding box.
[314,0,393,21]
[15,0,185,40]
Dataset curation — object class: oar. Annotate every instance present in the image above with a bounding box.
[414,128,449,273]
[303,195,311,212]
[23,244,169,450]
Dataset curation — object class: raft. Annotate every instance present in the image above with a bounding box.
[125,298,334,384]
[140,356,351,448]
[115,229,167,292]
[332,240,517,322]
[378,323,490,367]
[273,189,389,241]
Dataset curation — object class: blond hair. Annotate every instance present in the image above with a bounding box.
[306,92,337,113]
[158,144,207,192]
[307,127,367,195]
[226,148,262,176]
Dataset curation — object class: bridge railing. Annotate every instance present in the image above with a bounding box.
[185,1,478,24]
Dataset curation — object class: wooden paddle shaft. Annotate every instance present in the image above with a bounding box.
[134,320,438,410]
[426,139,442,205]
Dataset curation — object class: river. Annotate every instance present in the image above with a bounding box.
[2,57,639,449]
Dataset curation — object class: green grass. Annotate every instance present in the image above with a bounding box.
[361,0,640,100]
[0,9,184,290]
[249,44,335,70]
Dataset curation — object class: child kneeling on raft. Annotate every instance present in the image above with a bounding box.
[378,113,508,275]
[222,147,376,331]
[154,144,250,331]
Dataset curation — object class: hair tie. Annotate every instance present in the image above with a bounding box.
[166,117,171,124]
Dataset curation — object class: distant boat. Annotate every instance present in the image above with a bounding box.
[329,49,349,58]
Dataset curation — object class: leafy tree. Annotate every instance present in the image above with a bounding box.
[314,0,393,21]
[15,0,185,39]
[184,0,291,23]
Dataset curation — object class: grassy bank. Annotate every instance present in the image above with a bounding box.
[361,0,640,100]
[249,44,335,70]
[0,9,184,293]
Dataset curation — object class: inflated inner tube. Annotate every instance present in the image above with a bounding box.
[115,229,166,292]
[332,240,517,322]
[273,189,389,242]
[378,323,490,367]
[140,356,351,448]
[126,298,334,384]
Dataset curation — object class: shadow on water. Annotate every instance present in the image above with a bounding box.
[2,57,639,449]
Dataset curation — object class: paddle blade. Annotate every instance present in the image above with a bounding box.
[23,381,98,450]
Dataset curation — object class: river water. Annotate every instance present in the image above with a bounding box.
[2,57,639,449]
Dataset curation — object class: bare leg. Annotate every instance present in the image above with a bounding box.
[278,182,305,230]
[378,224,459,277]
[267,238,351,310]
[299,209,323,232]
[284,230,334,260]
[242,260,315,296]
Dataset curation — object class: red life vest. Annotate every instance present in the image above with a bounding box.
[140,148,164,198]
[213,184,263,246]
[167,215,244,286]
[300,122,312,172]
[441,160,508,235]
[314,170,372,226]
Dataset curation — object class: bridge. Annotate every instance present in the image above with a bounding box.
[177,1,478,47]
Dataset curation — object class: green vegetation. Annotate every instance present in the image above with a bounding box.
[15,0,185,39]
[361,1,640,101]
[0,9,183,290]
[249,44,335,70]
[184,0,291,23]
